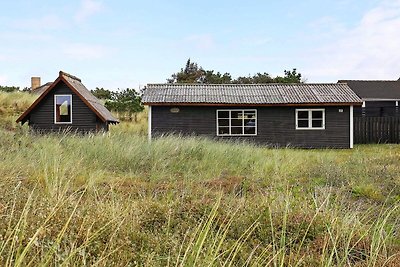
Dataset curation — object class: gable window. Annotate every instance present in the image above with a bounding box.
[55,95,72,124]
[217,109,257,136]
[296,109,325,130]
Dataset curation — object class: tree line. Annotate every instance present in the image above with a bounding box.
[0,85,29,92]
[167,58,303,84]
[91,87,144,122]
[2,59,303,120]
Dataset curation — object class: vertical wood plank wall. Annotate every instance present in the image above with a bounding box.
[354,117,400,144]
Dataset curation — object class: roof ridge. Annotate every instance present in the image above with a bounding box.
[147,83,345,86]
[59,71,82,82]
[339,79,399,82]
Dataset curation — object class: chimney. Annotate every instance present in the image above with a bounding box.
[31,77,41,90]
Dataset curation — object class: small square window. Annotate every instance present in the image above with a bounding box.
[312,110,323,119]
[297,111,309,119]
[296,109,324,130]
[312,120,323,128]
[298,120,309,128]
[231,118,242,126]
[218,111,229,118]
[218,119,229,127]
[244,126,256,135]
[231,127,243,135]
[218,127,230,135]
[231,110,243,119]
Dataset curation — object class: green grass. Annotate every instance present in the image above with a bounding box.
[0,91,399,266]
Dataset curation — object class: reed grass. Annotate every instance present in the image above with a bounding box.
[0,91,399,266]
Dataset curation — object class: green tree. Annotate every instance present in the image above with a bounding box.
[273,68,302,83]
[91,87,112,99]
[233,72,274,84]
[0,85,20,92]
[167,58,205,83]
[167,59,303,84]
[105,88,144,122]
[203,70,232,84]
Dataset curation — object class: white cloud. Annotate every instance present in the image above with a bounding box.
[184,34,215,51]
[13,15,64,30]
[62,43,110,60]
[75,0,104,22]
[304,0,400,81]
[0,75,8,84]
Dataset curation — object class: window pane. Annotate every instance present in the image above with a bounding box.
[297,111,309,119]
[297,119,309,128]
[312,119,323,128]
[218,119,229,127]
[312,111,323,119]
[218,111,229,118]
[244,119,255,127]
[231,127,243,135]
[218,127,229,135]
[231,110,243,119]
[55,95,71,123]
[217,110,257,136]
[244,112,256,119]
[244,126,256,134]
[231,118,243,126]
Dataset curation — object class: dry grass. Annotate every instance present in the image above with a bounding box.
[0,91,399,266]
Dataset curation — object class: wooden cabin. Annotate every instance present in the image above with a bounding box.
[142,83,362,148]
[16,71,119,132]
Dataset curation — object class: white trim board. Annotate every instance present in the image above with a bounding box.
[350,105,353,149]
[148,105,152,141]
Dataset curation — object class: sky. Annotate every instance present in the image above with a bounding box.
[0,0,399,90]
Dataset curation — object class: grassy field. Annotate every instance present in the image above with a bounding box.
[0,91,399,266]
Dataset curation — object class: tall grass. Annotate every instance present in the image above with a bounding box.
[0,91,399,265]
[0,91,36,131]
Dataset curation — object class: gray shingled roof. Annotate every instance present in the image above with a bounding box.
[142,83,362,105]
[338,80,400,100]
[60,72,119,123]
[31,82,53,95]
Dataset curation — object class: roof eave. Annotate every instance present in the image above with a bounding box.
[143,102,363,107]
[60,76,109,123]
[16,77,62,123]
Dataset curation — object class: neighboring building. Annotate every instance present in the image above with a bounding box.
[16,71,119,132]
[31,82,53,95]
[338,79,400,117]
[142,83,362,148]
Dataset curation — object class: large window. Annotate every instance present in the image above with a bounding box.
[217,109,257,136]
[296,109,324,130]
[54,95,72,124]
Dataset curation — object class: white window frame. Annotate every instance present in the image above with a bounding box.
[216,109,257,136]
[295,109,325,130]
[54,94,73,124]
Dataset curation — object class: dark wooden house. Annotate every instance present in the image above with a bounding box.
[339,79,400,144]
[142,83,362,148]
[338,79,400,117]
[16,71,119,132]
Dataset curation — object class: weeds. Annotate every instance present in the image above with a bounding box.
[0,91,399,265]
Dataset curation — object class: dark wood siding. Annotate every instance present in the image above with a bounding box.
[28,81,107,132]
[151,105,351,148]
